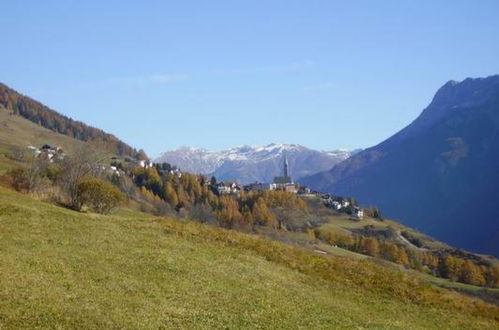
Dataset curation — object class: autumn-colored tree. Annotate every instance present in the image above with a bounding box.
[398,248,410,266]
[381,242,405,264]
[360,237,380,257]
[241,204,254,226]
[133,166,163,196]
[438,255,462,281]
[484,266,499,288]
[257,190,308,211]
[176,184,188,205]
[252,197,276,228]
[216,195,244,229]
[336,233,354,249]
[459,260,486,286]
[0,83,140,158]
[163,182,178,208]
[421,252,439,270]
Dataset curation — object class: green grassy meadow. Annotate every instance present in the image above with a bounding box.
[1,187,498,329]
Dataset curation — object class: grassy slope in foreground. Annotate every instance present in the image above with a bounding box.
[0,187,498,329]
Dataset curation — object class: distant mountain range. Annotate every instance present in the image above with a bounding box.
[155,144,360,184]
[301,75,499,256]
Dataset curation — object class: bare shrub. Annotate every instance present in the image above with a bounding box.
[189,203,216,223]
[8,146,28,161]
[7,157,49,193]
[58,146,107,209]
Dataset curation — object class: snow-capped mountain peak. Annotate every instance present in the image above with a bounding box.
[154,143,359,184]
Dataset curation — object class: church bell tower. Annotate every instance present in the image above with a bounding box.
[283,152,289,178]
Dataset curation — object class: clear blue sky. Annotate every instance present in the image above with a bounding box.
[2,1,499,157]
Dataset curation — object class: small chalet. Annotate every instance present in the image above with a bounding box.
[215,182,241,196]
[352,207,364,220]
[139,160,154,168]
[169,168,182,178]
[331,201,342,210]
[34,144,65,162]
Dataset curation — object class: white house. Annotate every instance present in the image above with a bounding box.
[215,182,241,195]
[35,144,65,162]
[331,201,342,210]
[139,160,154,168]
[216,183,232,195]
[169,168,182,178]
[352,207,364,220]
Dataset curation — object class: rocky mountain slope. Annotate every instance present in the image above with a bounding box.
[155,144,358,184]
[301,75,499,256]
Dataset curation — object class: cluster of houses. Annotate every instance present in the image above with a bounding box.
[322,194,350,210]
[190,153,366,221]
[213,181,241,196]
[27,144,65,162]
[321,194,364,220]
[31,145,366,221]
[121,157,154,169]
[212,154,310,196]
[139,159,154,168]
[211,181,310,196]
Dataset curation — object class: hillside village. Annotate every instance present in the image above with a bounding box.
[14,141,497,290]
[27,142,366,221]
[155,151,366,220]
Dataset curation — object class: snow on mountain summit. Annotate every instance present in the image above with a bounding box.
[154,143,358,184]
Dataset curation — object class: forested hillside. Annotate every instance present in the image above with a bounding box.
[0,83,143,159]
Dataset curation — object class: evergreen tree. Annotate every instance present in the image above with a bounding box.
[210,176,217,185]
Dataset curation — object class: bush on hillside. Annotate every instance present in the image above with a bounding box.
[7,158,51,193]
[75,178,124,214]
[8,168,30,192]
